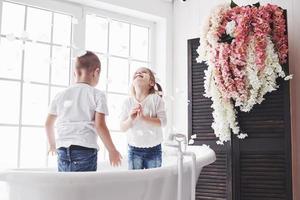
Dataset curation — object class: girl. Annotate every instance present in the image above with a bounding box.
[120,67,167,170]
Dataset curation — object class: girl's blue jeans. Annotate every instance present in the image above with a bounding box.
[57,145,98,172]
[128,144,162,170]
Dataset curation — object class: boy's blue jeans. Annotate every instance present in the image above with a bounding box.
[128,144,162,170]
[57,145,97,172]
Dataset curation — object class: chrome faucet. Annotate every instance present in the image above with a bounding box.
[167,133,187,153]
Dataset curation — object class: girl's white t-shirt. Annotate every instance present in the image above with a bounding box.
[120,93,167,148]
[48,83,108,150]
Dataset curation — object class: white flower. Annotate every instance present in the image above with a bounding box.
[216,140,224,145]
[188,139,195,145]
[191,134,197,139]
[225,21,236,37]
[5,33,15,41]
[237,133,248,139]
[284,74,293,81]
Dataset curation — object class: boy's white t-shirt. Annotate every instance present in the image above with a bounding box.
[120,93,167,148]
[48,83,108,150]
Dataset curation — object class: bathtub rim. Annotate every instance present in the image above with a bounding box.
[0,145,216,182]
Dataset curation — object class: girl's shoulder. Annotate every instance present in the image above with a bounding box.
[149,93,164,102]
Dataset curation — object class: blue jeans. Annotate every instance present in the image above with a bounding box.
[128,144,162,170]
[57,145,97,172]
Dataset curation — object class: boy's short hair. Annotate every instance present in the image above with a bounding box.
[76,51,101,72]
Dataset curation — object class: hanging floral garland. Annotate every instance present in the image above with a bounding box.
[197,2,292,144]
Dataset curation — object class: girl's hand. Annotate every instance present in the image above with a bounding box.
[137,104,145,120]
[109,149,122,167]
[129,104,140,121]
[48,145,56,156]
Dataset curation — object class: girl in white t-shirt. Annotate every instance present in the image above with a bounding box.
[45,51,122,172]
[120,67,167,170]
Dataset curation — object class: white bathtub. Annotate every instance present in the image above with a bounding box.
[0,145,215,200]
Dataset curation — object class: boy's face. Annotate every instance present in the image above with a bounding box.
[91,67,100,87]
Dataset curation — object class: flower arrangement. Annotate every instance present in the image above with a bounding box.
[197,1,291,144]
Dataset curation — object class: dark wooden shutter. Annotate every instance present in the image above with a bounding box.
[233,66,292,200]
[188,38,292,200]
[188,38,232,200]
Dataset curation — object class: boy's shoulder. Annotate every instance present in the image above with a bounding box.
[92,88,107,99]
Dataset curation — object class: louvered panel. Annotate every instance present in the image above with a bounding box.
[238,80,286,139]
[240,152,286,200]
[188,38,232,200]
[190,58,214,140]
[196,152,228,200]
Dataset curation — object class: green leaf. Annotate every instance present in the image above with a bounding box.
[230,0,238,8]
[253,2,260,7]
[219,33,234,44]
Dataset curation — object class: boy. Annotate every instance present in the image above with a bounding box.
[45,51,122,172]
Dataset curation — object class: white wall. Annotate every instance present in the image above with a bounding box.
[172,0,300,198]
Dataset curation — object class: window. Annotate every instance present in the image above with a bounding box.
[85,11,152,160]
[0,0,153,168]
[0,1,74,169]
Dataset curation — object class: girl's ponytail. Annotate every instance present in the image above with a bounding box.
[155,82,163,97]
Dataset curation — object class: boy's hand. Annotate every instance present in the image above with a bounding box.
[48,145,56,156]
[109,149,122,167]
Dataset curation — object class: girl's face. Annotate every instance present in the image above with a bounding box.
[132,68,154,88]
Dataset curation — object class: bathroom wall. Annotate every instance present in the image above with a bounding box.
[172,0,300,199]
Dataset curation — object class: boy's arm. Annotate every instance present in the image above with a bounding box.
[95,112,122,166]
[95,113,117,151]
[45,114,57,152]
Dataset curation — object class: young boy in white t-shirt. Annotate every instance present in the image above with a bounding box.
[45,51,122,172]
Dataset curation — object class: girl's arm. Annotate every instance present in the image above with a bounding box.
[45,114,57,155]
[120,117,134,132]
[120,105,140,132]
[95,112,122,166]
[138,98,167,127]
[140,115,162,126]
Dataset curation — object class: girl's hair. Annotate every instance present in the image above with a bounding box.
[131,67,163,97]
[75,51,101,74]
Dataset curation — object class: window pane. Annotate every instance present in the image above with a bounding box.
[107,94,128,130]
[0,81,20,124]
[24,42,50,84]
[51,46,70,86]
[0,126,19,169]
[85,15,108,53]
[26,7,52,42]
[109,20,129,57]
[53,13,72,45]
[108,57,129,93]
[22,83,48,125]
[1,2,25,37]
[47,151,57,168]
[0,38,23,79]
[130,25,149,61]
[111,132,127,157]
[130,61,149,81]
[96,54,107,91]
[20,127,47,168]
